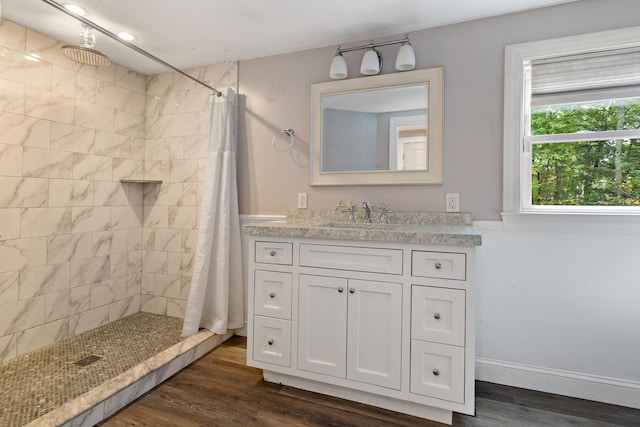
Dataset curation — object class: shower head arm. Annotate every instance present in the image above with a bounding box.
[40,0,223,97]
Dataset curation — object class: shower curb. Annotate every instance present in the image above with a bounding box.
[25,329,235,427]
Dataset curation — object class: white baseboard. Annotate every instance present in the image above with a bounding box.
[476,357,640,409]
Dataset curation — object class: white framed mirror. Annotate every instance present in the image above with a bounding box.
[310,67,443,186]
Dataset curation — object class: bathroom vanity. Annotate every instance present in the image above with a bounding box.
[243,212,481,425]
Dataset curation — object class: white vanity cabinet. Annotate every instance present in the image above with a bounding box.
[298,274,402,389]
[246,235,477,425]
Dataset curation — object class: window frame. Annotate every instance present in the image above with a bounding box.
[503,26,640,216]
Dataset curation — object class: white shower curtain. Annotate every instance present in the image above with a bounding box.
[182,87,244,336]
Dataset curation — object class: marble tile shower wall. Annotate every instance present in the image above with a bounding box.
[0,20,146,362]
[0,18,238,362]
[141,62,238,318]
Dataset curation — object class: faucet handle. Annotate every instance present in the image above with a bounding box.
[378,203,391,224]
[344,200,355,210]
[335,200,345,211]
[378,203,392,213]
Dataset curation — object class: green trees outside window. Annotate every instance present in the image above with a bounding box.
[531,99,640,206]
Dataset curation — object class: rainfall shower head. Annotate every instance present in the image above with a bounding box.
[62,25,111,66]
[62,45,111,66]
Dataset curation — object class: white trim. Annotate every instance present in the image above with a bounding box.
[525,129,640,144]
[388,114,427,170]
[476,357,640,410]
[478,214,640,233]
[503,25,640,214]
[240,214,286,224]
[472,220,504,231]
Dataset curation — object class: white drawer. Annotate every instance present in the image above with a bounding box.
[300,244,402,275]
[253,316,291,367]
[411,340,464,403]
[412,251,466,280]
[412,286,465,346]
[255,241,293,265]
[254,270,292,320]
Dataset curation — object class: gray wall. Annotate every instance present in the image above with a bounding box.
[237,0,640,219]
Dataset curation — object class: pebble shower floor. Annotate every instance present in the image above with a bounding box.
[0,312,184,426]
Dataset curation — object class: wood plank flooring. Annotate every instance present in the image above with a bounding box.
[101,337,640,427]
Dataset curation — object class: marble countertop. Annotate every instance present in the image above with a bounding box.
[243,211,482,246]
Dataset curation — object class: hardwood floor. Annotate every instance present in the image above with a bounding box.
[101,337,640,426]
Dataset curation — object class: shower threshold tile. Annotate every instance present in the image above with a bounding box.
[0,312,198,427]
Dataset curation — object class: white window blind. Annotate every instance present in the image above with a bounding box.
[531,48,640,95]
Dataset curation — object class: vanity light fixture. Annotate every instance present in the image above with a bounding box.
[329,34,416,79]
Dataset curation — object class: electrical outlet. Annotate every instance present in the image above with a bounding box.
[446,193,460,213]
[297,192,308,209]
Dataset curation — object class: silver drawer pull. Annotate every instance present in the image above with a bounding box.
[349,287,355,294]
[269,250,277,257]
[433,368,440,376]
[269,292,276,298]
[434,312,441,320]
[268,339,274,346]
[338,287,344,293]
[434,262,442,270]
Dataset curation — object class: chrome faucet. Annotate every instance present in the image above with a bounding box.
[362,201,373,223]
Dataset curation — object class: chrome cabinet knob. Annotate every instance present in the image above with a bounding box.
[434,262,442,270]
[433,368,440,376]
[269,250,276,257]
[349,288,355,294]
[434,312,441,320]
[269,292,276,298]
[268,339,274,346]
[338,287,344,293]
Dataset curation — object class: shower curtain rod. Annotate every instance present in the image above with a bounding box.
[41,0,223,97]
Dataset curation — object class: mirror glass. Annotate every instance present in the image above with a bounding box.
[310,68,443,186]
[322,84,428,172]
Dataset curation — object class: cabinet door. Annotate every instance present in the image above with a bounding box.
[298,275,348,378]
[347,279,402,390]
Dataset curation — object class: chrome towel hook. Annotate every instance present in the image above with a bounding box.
[272,128,295,152]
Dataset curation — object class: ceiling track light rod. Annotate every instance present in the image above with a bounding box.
[40,0,222,97]
[336,34,410,54]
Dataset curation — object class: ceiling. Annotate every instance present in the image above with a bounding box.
[3,0,579,75]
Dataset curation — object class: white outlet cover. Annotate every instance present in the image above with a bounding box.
[446,193,460,212]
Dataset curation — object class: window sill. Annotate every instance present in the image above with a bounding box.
[501,211,640,233]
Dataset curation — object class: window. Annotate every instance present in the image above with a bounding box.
[503,27,640,215]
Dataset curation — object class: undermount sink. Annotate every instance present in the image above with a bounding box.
[318,222,399,230]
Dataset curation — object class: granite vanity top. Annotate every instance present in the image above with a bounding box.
[243,211,481,246]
